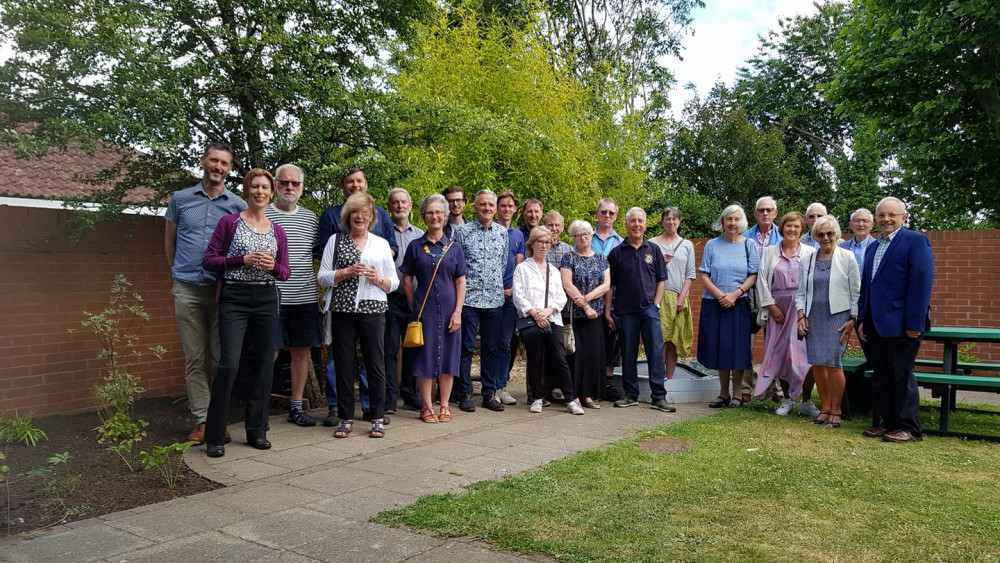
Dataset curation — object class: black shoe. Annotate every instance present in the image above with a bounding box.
[247,435,271,450]
[458,395,476,412]
[483,394,505,412]
[401,403,421,412]
[361,412,391,425]
[385,407,398,415]
[205,444,225,458]
[322,411,339,427]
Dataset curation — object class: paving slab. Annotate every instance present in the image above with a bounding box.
[4,391,715,562]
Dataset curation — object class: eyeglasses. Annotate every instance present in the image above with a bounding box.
[815,231,838,239]
[807,213,823,219]
[534,240,552,246]
[851,218,872,223]
[446,198,465,204]
[572,232,592,238]
[277,180,302,187]
[876,212,904,220]
[598,210,616,216]
[755,208,776,213]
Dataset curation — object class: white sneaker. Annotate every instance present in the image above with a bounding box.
[567,400,585,415]
[496,387,517,405]
[775,398,795,416]
[551,389,565,401]
[798,400,821,417]
[529,399,543,413]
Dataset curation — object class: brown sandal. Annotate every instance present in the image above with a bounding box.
[420,406,438,423]
[438,405,452,422]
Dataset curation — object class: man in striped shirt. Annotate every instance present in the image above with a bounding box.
[266,164,321,427]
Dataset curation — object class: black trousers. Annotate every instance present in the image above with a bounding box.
[524,325,575,403]
[384,292,419,409]
[205,283,278,446]
[331,311,387,421]
[865,320,923,435]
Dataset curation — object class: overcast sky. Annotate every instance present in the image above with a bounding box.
[667,0,821,116]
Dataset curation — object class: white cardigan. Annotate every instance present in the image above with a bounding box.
[794,246,861,318]
[512,259,567,326]
[755,242,817,308]
[317,234,399,311]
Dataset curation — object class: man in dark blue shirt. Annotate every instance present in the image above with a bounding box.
[605,207,675,412]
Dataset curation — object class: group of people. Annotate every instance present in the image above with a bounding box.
[698,197,934,443]
[165,143,934,458]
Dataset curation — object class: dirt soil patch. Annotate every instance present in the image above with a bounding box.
[636,437,693,454]
[1,396,242,541]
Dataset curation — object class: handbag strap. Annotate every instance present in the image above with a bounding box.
[568,253,574,326]
[415,243,451,320]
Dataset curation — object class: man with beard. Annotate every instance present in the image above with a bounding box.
[385,188,424,413]
[265,163,320,427]
[494,189,525,406]
[164,142,246,442]
[442,184,467,241]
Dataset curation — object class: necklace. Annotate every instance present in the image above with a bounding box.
[423,243,450,259]
[243,213,267,233]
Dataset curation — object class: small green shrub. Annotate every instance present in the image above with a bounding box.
[0,413,48,447]
[137,441,198,489]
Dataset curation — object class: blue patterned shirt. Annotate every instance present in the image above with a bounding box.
[840,234,876,271]
[454,220,508,308]
[165,182,247,285]
[591,229,624,256]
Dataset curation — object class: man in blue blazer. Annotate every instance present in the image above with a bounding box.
[857,197,934,442]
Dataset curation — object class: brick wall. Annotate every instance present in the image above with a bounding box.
[0,206,185,416]
[1,204,997,417]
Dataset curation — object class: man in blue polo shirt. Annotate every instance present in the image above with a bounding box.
[605,207,675,412]
[164,142,246,443]
[494,189,525,406]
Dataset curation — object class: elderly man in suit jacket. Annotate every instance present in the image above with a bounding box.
[857,197,934,443]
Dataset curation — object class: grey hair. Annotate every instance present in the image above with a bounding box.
[474,189,497,204]
[661,206,682,221]
[624,206,646,222]
[568,219,593,236]
[850,208,873,222]
[811,214,842,240]
[387,187,410,202]
[754,196,775,210]
[876,196,905,211]
[543,209,564,223]
[713,204,748,232]
[420,193,448,217]
[274,163,304,185]
[596,197,618,214]
[806,202,828,215]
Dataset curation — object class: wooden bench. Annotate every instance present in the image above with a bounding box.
[863,371,1000,442]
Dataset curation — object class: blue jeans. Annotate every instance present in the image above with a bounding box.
[496,296,518,390]
[325,347,369,413]
[619,306,667,401]
[459,306,503,398]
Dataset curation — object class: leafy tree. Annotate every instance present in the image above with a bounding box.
[733,1,885,224]
[539,0,704,117]
[382,6,650,227]
[0,0,432,223]
[831,0,1000,226]
[652,84,804,221]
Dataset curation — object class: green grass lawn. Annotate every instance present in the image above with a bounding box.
[376,402,1000,562]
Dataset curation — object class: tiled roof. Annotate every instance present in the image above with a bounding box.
[2,141,157,203]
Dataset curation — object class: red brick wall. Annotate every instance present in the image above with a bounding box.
[1,205,997,417]
[0,206,186,416]
[686,230,1000,368]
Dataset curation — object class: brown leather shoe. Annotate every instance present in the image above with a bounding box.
[187,423,205,444]
[742,393,751,404]
[862,425,887,438]
[882,429,922,443]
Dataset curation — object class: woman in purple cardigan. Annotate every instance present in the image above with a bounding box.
[201,169,290,458]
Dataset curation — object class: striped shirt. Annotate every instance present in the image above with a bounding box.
[871,229,899,281]
[165,182,246,285]
[266,203,319,305]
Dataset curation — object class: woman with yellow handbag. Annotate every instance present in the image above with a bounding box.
[400,194,468,423]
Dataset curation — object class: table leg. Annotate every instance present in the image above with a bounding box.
[939,384,951,432]
[942,340,957,375]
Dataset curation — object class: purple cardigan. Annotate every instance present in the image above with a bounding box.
[202,213,291,300]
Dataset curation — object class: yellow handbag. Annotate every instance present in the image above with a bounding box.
[402,243,451,348]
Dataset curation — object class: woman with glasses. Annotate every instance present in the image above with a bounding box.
[514,227,583,414]
[795,215,860,428]
[560,220,610,408]
[650,207,696,382]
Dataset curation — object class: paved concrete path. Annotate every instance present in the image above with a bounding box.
[2,394,713,563]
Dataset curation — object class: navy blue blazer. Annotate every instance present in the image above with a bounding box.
[858,227,934,337]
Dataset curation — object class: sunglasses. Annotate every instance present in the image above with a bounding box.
[278,180,302,187]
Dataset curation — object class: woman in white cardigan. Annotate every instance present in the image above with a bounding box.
[513,227,583,415]
[753,212,816,414]
[795,215,861,428]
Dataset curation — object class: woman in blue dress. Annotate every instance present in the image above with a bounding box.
[400,194,468,423]
[697,204,760,408]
